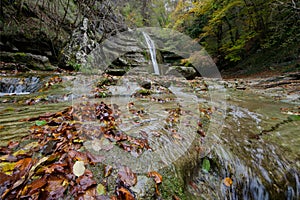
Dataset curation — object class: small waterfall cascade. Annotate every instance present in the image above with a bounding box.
[142,32,160,75]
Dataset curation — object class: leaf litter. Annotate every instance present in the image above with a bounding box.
[0,100,165,199]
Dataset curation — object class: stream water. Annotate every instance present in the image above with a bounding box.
[188,89,300,199]
[0,71,299,199]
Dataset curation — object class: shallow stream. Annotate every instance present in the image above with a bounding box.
[0,72,299,199]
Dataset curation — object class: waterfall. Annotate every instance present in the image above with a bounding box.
[142,32,160,75]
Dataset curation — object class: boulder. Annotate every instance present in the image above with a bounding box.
[0,52,56,71]
[166,66,198,80]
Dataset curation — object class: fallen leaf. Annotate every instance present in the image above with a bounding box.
[7,141,19,149]
[23,141,40,150]
[104,165,113,178]
[15,157,34,176]
[148,171,162,184]
[202,158,210,173]
[0,154,17,162]
[197,129,206,137]
[76,173,97,191]
[42,175,66,199]
[118,166,137,187]
[73,161,85,177]
[79,187,97,199]
[111,195,118,200]
[117,187,135,200]
[96,183,106,195]
[86,151,105,164]
[12,149,28,157]
[0,162,16,174]
[68,150,89,163]
[0,172,12,184]
[35,120,47,126]
[21,176,47,197]
[223,177,233,187]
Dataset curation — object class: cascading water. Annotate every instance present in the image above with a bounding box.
[142,32,160,75]
[187,95,300,200]
[0,76,41,96]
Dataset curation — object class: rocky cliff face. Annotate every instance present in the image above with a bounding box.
[0,0,126,70]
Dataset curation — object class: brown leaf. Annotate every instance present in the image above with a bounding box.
[42,175,67,199]
[7,141,19,149]
[104,165,113,178]
[197,129,206,137]
[148,171,162,184]
[45,163,67,174]
[21,176,47,197]
[68,150,89,163]
[118,166,137,187]
[76,172,97,191]
[117,187,135,200]
[0,146,11,154]
[0,172,12,186]
[173,195,181,200]
[1,175,26,199]
[77,187,97,200]
[15,157,35,177]
[86,151,105,164]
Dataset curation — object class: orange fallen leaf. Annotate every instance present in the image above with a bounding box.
[21,176,47,197]
[148,171,162,184]
[223,177,233,187]
[117,187,135,200]
[15,157,34,176]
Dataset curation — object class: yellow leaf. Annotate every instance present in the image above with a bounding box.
[23,141,40,150]
[96,183,106,195]
[223,177,233,187]
[0,162,16,174]
[12,149,27,157]
[73,139,84,143]
[62,179,69,187]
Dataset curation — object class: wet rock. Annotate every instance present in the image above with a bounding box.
[161,51,183,65]
[166,66,198,80]
[139,80,151,89]
[105,68,127,76]
[0,52,55,71]
[130,175,156,199]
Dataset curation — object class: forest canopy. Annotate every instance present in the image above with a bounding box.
[120,0,300,70]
